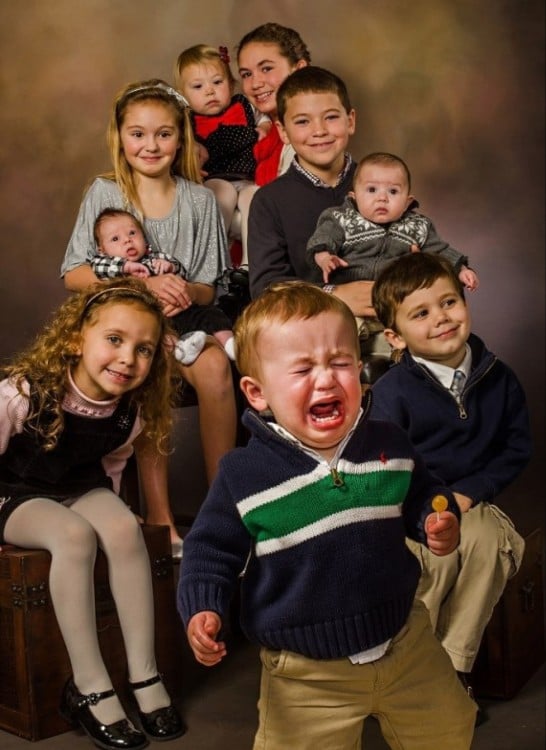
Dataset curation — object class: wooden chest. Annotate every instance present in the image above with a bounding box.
[0,524,183,741]
[471,526,545,699]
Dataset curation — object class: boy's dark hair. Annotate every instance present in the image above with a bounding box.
[276,66,352,124]
[372,254,465,330]
[93,207,143,246]
[354,152,412,191]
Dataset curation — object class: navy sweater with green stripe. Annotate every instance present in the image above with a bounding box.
[178,399,459,659]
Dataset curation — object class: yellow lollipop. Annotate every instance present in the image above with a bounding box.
[431,495,448,520]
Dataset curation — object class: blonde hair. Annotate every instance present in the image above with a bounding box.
[174,44,236,93]
[2,279,176,453]
[102,78,202,219]
[234,281,359,379]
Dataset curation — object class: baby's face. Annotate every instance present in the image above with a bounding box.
[352,163,412,224]
[178,61,232,116]
[97,215,148,260]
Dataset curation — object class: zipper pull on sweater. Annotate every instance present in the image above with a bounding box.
[331,467,345,487]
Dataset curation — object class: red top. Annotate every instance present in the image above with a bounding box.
[253,126,284,186]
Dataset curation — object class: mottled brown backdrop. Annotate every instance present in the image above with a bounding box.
[0,1,543,528]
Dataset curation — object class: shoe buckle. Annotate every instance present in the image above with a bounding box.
[79,692,100,707]
[77,688,114,708]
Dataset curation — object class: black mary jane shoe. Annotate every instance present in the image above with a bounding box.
[129,674,187,741]
[59,678,149,750]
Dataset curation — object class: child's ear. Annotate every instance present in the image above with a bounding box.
[240,375,269,412]
[276,119,291,145]
[347,108,356,136]
[382,327,407,352]
[406,193,416,210]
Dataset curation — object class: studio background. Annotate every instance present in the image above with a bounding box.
[0,0,543,532]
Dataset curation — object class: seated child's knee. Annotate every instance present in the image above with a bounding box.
[61,517,97,560]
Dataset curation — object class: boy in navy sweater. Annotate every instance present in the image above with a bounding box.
[178,281,476,749]
[247,67,378,328]
[370,253,530,723]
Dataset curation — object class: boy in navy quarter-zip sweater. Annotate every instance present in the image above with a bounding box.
[370,253,531,725]
[178,281,476,750]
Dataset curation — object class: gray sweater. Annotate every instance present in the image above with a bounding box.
[306,197,468,283]
[62,176,228,285]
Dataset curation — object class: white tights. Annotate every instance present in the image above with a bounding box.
[206,178,259,265]
[4,489,170,723]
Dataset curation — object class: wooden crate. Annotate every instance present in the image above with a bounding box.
[471,526,545,699]
[0,524,183,741]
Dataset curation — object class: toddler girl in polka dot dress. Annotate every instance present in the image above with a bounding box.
[175,43,271,263]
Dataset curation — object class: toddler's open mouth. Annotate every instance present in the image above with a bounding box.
[310,399,342,424]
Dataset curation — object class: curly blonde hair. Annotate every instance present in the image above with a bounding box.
[2,279,176,453]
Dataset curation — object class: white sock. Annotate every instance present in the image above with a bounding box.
[224,336,236,361]
[174,331,207,365]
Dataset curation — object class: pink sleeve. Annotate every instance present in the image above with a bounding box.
[0,379,30,454]
[0,378,143,498]
[101,414,143,496]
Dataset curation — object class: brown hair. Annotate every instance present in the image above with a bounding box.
[353,152,412,191]
[236,22,311,67]
[93,207,145,248]
[372,254,465,330]
[234,280,359,379]
[276,66,352,124]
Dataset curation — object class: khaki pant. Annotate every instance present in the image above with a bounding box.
[253,601,475,750]
[407,502,524,673]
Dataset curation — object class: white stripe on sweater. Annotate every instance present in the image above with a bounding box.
[237,457,414,517]
[255,503,403,557]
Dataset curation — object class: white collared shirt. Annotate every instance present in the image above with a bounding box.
[413,343,472,391]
